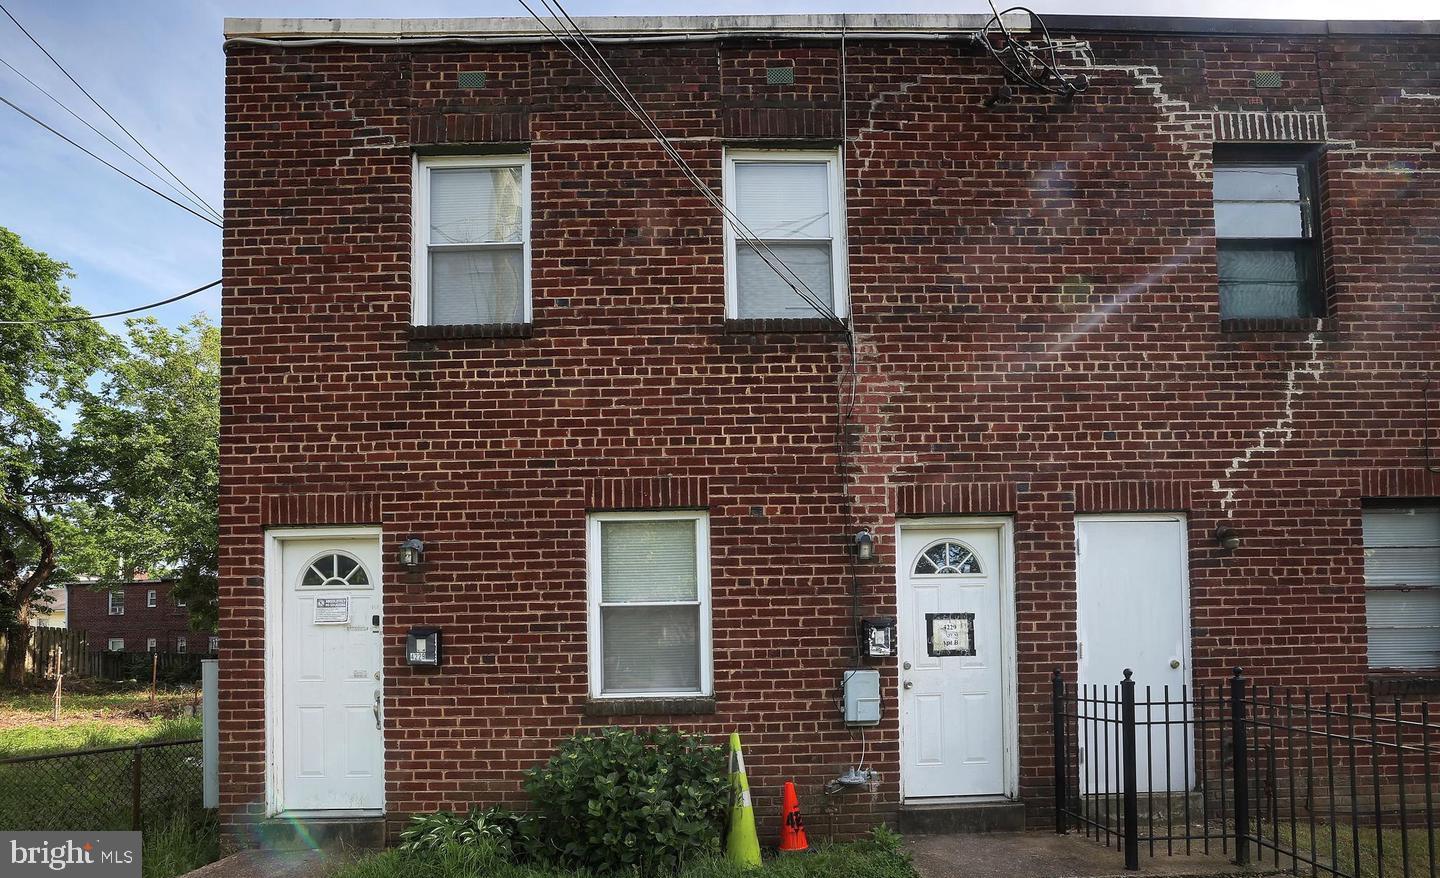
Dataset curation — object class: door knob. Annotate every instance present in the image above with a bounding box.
[1170,659,1181,670]
[903,680,914,689]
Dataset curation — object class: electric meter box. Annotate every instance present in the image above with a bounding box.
[406,626,441,667]
[860,616,897,658]
[842,668,881,726]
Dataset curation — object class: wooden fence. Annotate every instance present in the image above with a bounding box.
[1,627,213,682]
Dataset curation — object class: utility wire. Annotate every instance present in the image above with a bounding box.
[0,1,223,223]
[0,93,222,228]
[0,54,223,224]
[0,279,220,325]
[518,0,843,328]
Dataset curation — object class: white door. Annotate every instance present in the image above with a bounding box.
[275,533,384,812]
[1076,515,1192,794]
[899,523,1012,799]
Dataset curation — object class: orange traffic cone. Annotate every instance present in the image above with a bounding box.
[777,781,810,853]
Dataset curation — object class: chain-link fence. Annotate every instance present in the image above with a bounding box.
[0,738,203,831]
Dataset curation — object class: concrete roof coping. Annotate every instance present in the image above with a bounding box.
[223,13,1021,40]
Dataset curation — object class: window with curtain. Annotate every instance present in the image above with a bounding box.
[1212,148,1323,320]
[1364,506,1440,670]
[725,150,846,320]
[108,638,124,652]
[415,156,529,326]
[589,513,710,697]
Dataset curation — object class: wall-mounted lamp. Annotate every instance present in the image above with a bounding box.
[852,528,876,562]
[1214,526,1240,551]
[399,538,425,571]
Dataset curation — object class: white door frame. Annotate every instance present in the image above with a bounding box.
[263,525,385,817]
[895,516,1019,802]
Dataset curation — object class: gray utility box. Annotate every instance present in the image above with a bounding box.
[842,668,881,726]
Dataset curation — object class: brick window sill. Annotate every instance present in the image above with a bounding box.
[723,317,847,336]
[1368,674,1440,697]
[407,323,532,341]
[582,696,716,717]
[1219,317,1337,335]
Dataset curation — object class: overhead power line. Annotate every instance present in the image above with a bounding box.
[0,92,223,228]
[0,279,221,325]
[0,54,223,224]
[0,1,223,223]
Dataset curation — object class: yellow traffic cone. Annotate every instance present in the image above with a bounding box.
[725,732,762,867]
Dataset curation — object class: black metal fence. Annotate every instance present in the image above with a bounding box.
[0,738,203,832]
[1053,668,1440,877]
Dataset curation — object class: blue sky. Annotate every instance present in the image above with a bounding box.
[0,0,1431,330]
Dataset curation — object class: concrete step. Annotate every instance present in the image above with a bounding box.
[255,816,386,852]
[899,800,1027,834]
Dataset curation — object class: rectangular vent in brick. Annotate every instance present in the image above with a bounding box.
[765,66,795,85]
[1253,70,1283,88]
[457,70,488,88]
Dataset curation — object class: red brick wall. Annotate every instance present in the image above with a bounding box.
[220,24,1440,837]
[66,581,204,652]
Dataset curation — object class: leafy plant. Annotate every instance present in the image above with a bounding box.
[397,806,531,856]
[523,727,729,876]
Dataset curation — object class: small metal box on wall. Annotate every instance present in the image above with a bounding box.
[842,668,881,726]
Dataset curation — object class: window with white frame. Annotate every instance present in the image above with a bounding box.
[108,590,124,615]
[588,511,711,697]
[176,637,187,654]
[147,589,157,608]
[107,638,124,652]
[147,638,157,652]
[209,636,219,653]
[1364,506,1440,670]
[413,154,531,326]
[723,149,847,320]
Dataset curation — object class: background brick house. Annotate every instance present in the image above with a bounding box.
[219,12,1439,842]
[65,578,213,654]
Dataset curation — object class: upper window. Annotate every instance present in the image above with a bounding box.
[108,591,125,615]
[723,150,848,320]
[147,589,157,608]
[588,511,711,698]
[300,552,371,588]
[209,636,220,653]
[1364,506,1440,671]
[1213,147,1323,320]
[914,540,983,576]
[413,155,531,326]
[107,638,124,652]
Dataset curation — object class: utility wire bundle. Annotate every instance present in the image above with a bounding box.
[974,1,1088,100]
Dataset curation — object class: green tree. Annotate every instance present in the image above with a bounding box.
[0,226,118,684]
[59,316,220,632]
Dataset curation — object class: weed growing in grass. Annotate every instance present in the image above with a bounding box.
[141,810,221,878]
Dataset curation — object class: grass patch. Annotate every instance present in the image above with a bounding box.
[142,809,222,878]
[324,828,916,878]
[1258,820,1436,878]
[0,683,201,757]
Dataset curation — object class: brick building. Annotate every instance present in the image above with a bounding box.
[219,12,1439,841]
[65,578,214,654]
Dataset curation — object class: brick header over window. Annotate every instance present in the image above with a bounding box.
[262,493,383,527]
[586,477,710,511]
[1074,481,1193,513]
[895,482,1017,516]
[1360,469,1440,499]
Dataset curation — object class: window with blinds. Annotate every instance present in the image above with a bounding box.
[1212,146,1324,320]
[1363,507,1440,670]
[588,512,711,697]
[414,155,530,326]
[724,150,847,320]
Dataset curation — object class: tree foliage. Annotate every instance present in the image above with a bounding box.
[0,225,119,682]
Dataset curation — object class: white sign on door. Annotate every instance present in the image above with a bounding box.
[313,596,350,624]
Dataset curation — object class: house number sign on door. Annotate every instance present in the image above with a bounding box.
[313,596,351,624]
[926,612,975,657]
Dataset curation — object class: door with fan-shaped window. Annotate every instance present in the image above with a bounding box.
[276,533,383,812]
[899,523,1012,799]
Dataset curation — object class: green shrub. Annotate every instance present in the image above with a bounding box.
[523,727,729,876]
[397,806,532,857]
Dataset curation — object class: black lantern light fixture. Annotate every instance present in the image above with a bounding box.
[852,528,876,562]
[1214,525,1240,551]
[399,537,425,571]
